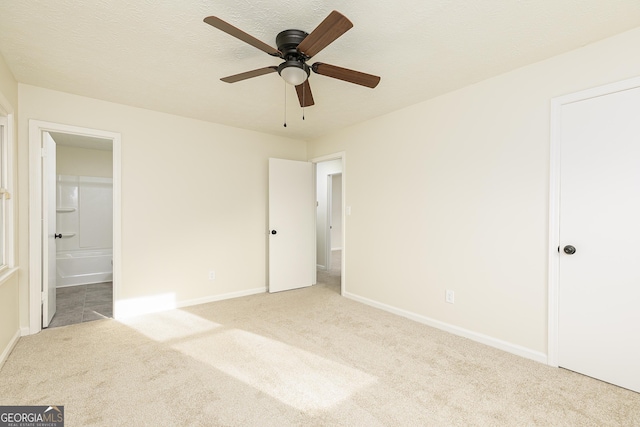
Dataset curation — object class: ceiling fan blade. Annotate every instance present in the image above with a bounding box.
[295,80,315,107]
[204,16,281,57]
[297,11,353,58]
[221,67,278,83]
[312,63,380,88]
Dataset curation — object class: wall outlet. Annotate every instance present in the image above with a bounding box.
[208,271,216,281]
[445,289,455,304]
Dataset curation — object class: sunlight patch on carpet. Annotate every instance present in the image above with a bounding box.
[119,308,222,342]
[173,329,377,411]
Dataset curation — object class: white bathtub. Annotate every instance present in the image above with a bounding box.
[57,249,113,287]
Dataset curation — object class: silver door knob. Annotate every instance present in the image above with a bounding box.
[563,245,576,255]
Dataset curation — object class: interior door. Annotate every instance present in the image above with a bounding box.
[558,85,640,392]
[268,158,314,293]
[42,132,57,327]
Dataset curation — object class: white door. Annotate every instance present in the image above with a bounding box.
[268,158,314,293]
[42,132,57,327]
[558,85,640,392]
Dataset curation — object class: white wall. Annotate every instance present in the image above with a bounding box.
[307,26,640,359]
[331,174,342,250]
[18,85,306,323]
[315,159,342,268]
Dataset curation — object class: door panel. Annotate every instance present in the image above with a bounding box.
[268,158,314,293]
[43,132,57,327]
[558,86,640,392]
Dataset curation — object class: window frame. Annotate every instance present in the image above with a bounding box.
[0,109,15,274]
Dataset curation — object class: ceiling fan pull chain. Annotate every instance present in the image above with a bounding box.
[283,82,287,127]
[302,85,305,121]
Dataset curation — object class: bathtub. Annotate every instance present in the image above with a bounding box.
[56,249,113,287]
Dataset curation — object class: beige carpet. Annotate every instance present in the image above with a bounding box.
[1,270,639,425]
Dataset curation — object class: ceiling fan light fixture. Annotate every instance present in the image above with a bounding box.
[278,61,310,86]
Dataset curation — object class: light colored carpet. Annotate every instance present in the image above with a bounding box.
[1,270,638,425]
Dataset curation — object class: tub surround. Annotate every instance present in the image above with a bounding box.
[57,249,113,287]
[56,174,113,287]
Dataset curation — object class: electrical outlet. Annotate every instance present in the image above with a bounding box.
[445,289,455,304]
[208,271,216,281]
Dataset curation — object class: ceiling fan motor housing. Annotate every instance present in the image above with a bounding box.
[276,29,309,59]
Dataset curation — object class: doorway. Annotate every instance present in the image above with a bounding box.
[47,132,114,328]
[28,120,121,335]
[314,155,344,294]
[549,76,640,393]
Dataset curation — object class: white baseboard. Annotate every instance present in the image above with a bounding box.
[343,291,547,364]
[177,287,267,309]
[0,329,21,370]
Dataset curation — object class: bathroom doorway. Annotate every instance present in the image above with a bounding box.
[47,132,114,328]
[28,120,121,334]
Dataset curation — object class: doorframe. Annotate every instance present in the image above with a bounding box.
[311,152,345,295]
[28,120,122,335]
[548,75,640,366]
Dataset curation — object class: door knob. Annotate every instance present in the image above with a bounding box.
[271,230,277,235]
[563,245,576,255]
[54,233,62,239]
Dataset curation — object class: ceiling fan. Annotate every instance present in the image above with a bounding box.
[204,11,381,108]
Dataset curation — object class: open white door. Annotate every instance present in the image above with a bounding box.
[557,84,640,393]
[42,132,57,327]
[268,158,314,293]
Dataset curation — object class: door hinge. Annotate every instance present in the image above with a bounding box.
[41,292,46,302]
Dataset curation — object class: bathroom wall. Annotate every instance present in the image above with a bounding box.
[56,144,113,253]
[56,145,112,178]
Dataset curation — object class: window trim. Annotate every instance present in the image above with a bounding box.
[0,101,15,273]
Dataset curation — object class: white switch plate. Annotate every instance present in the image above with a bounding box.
[208,271,216,281]
[445,289,455,304]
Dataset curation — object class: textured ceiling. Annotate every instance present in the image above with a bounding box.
[1,1,640,141]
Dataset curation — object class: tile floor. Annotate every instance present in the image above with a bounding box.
[47,282,113,328]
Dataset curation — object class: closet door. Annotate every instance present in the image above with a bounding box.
[558,85,640,393]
